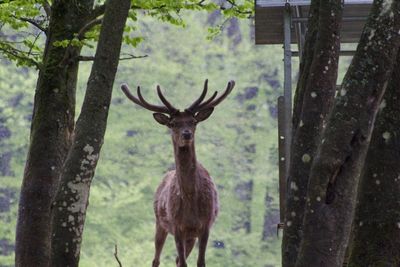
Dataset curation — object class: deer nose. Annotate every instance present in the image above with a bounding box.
[182,130,192,140]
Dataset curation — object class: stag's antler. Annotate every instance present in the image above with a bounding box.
[121,83,179,114]
[185,79,235,114]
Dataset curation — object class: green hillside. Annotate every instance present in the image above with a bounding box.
[0,11,284,267]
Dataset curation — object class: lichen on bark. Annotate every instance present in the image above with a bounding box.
[50,0,131,265]
[15,1,95,266]
[348,51,400,267]
[295,0,400,266]
[282,0,343,265]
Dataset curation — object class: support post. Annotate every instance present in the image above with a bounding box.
[294,6,305,61]
[277,3,292,230]
[283,4,292,192]
[277,96,286,223]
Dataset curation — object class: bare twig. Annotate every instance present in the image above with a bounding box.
[224,0,253,17]
[114,244,123,267]
[0,45,40,68]
[131,4,166,10]
[120,54,148,60]
[11,15,47,33]
[78,53,148,62]
[27,31,42,57]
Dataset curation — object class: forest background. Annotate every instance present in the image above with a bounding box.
[0,8,350,267]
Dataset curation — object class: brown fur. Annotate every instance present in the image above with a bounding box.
[120,80,234,267]
[152,114,219,267]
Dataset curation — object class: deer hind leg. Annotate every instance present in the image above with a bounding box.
[185,238,196,259]
[152,223,167,267]
[175,238,196,264]
[197,228,209,267]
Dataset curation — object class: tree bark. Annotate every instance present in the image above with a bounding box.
[291,0,320,130]
[15,1,94,266]
[282,0,342,265]
[348,51,400,266]
[296,1,400,266]
[50,0,130,265]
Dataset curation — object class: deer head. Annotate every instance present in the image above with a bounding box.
[121,79,235,147]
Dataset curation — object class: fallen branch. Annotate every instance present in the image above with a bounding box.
[114,244,123,267]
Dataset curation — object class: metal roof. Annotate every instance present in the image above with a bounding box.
[255,0,373,45]
[257,0,373,7]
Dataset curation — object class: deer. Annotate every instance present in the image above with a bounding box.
[121,79,235,267]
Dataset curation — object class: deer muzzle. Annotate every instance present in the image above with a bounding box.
[182,130,192,140]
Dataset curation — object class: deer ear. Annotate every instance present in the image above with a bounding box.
[195,108,214,122]
[153,113,170,125]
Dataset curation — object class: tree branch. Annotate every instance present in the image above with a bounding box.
[12,16,47,33]
[76,18,103,40]
[27,31,42,58]
[91,1,199,19]
[42,0,51,18]
[224,0,253,17]
[90,4,106,19]
[0,45,40,68]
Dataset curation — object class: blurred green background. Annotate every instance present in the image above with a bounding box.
[0,11,287,267]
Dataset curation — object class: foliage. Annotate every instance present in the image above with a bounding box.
[0,0,253,68]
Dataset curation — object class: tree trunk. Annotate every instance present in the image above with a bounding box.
[15,1,94,266]
[291,0,320,130]
[282,0,342,265]
[50,0,130,265]
[296,1,400,266]
[348,51,400,266]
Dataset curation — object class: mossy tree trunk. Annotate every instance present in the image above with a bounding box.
[295,1,400,266]
[348,51,400,266]
[50,0,130,265]
[15,1,94,266]
[282,0,343,265]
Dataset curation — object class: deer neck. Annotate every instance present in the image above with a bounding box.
[173,142,198,195]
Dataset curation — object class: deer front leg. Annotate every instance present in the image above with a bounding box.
[174,232,187,267]
[152,223,167,267]
[197,228,209,267]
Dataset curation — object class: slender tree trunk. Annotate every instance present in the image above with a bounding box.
[282,0,342,265]
[296,1,400,266]
[50,0,130,265]
[15,1,94,266]
[348,51,400,266]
